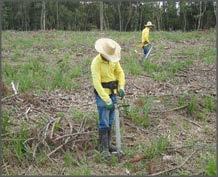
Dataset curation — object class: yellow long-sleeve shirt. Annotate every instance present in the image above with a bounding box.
[91,54,125,103]
[141,27,150,47]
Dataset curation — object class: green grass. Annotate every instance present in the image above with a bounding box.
[126,106,150,127]
[203,96,216,112]
[177,94,216,121]
[3,58,81,92]
[200,46,216,64]
[124,54,143,75]
[143,136,169,160]
[187,95,198,115]
[197,152,217,176]
[126,96,153,128]
[178,94,187,107]
[63,151,80,167]
[64,153,92,175]
[121,138,168,175]
[11,124,29,162]
[122,143,148,173]
[205,156,217,176]
[196,95,216,120]
[93,150,105,163]
[68,165,92,176]
[174,170,192,176]
[166,60,193,74]
[142,60,160,73]
[1,30,216,175]
[2,30,215,92]
[142,59,193,81]
[35,152,49,166]
[2,111,10,133]
[69,107,85,122]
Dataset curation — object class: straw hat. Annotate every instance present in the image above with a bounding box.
[95,38,121,62]
[144,21,154,27]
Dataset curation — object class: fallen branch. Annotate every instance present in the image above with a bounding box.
[24,165,33,175]
[1,93,18,102]
[68,119,73,134]
[124,121,148,134]
[11,81,18,95]
[33,143,40,158]
[40,118,55,143]
[70,117,87,151]
[167,142,215,152]
[54,130,96,141]
[50,117,62,139]
[33,165,43,175]
[24,107,31,120]
[165,104,188,112]
[133,83,142,90]
[23,137,35,147]
[152,104,188,113]
[47,120,93,157]
[47,141,68,157]
[73,137,96,143]
[149,149,198,176]
[2,159,10,175]
[79,116,87,132]
[167,144,195,152]
[183,118,202,128]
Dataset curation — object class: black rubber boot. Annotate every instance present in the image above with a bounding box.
[99,129,111,159]
[108,127,117,153]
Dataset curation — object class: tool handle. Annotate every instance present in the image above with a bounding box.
[114,104,122,152]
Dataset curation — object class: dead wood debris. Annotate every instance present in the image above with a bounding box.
[1,56,216,175]
[149,149,198,176]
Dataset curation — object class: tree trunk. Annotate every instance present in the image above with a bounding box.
[154,2,161,31]
[197,1,207,30]
[24,4,27,31]
[118,2,122,31]
[213,1,216,20]
[197,1,202,30]
[156,15,160,31]
[134,1,140,31]
[125,2,133,31]
[20,3,23,30]
[41,0,46,30]
[100,1,104,31]
[183,12,186,31]
[24,2,28,31]
[163,0,167,30]
[104,10,109,30]
[163,0,167,12]
[139,5,143,30]
[56,1,59,30]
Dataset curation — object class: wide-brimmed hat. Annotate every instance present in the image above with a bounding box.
[144,21,154,27]
[95,38,121,62]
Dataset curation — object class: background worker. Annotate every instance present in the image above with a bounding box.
[141,21,154,59]
[91,38,125,158]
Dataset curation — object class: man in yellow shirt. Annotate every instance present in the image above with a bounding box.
[91,38,125,158]
[141,21,154,60]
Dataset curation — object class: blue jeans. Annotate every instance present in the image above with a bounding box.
[143,44,151,56]
[95,94,117,131]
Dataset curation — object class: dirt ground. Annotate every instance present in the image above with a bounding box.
[1,30,216,175]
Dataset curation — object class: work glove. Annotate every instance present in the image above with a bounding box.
[118,89,125,99]
[105,99,114,110]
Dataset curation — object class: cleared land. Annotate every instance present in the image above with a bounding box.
[1,30,216,175]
